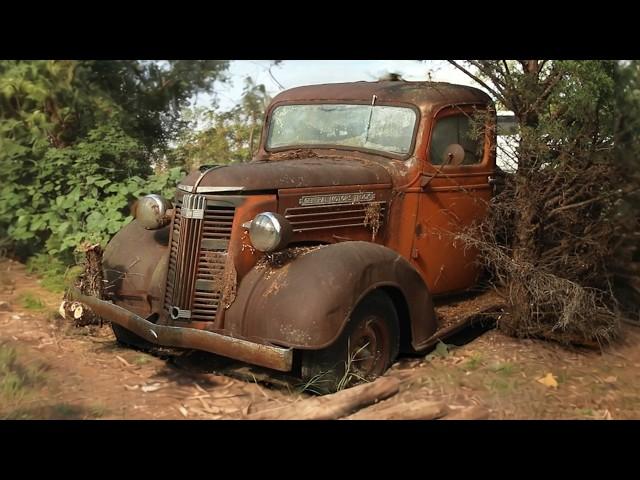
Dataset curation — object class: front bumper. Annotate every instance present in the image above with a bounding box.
[68,288,293,372]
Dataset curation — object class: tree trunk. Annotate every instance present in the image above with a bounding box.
[441,406,490,420]
[506,61,546,334]
[345,400,448,420]
[247,111,256,161]
[62,243,104,326]
[247,377,400,420]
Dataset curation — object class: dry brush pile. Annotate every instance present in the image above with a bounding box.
[451,60,640,347]
[459,159,638,347]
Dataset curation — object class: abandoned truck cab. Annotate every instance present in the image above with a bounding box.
[72,80,497,392]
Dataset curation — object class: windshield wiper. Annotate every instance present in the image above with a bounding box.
[363,94,377,144]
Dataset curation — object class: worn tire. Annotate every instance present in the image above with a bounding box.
[300,290,400,395]
[110,322,153,350]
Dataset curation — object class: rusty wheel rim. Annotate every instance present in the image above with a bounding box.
[348,314,391,380]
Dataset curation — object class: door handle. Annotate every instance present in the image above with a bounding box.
[488,175,504,194]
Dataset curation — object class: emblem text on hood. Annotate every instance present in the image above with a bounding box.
[299,192,376,206]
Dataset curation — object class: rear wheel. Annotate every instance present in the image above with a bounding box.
[300,291,400,395]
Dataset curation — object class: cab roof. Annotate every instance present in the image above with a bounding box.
[270,80,493,112]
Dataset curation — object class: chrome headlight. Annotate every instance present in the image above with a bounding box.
[243,212,292,253]
[135,194,173,230]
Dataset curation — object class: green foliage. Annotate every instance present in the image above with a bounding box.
[488,361,516,376]
[133,354,152,366]
[0,60,225,262]
[169,76,271,170]
[425,341,454,361]
[18,292,45,310]
[26,254,83,293]
[84,60,229,153]
[615,61,640,194]
[1,135,184,259]
[463,354,484,371]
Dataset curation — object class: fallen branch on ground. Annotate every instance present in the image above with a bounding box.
[247,377,400,420]
[440,406,490,420]
[345,399,448,420]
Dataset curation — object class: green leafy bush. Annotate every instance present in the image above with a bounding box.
[26,254,83,293]
[0,60,222,264]
[1,125,184,260]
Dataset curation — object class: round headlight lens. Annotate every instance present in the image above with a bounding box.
[248,212,292,252]
[135,194,173,230]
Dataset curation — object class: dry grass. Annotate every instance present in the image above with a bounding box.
[336,339,370,392]
[0,343,48,417]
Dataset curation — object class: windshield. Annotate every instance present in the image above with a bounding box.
[266,104,417,156]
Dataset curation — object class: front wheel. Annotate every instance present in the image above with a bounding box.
[300,291,400,394]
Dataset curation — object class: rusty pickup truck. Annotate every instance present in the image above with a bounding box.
[71,79,498,393]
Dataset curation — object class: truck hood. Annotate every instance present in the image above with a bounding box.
[178,157,392,192]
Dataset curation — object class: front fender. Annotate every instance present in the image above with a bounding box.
[223,241,437,350]
[103,219,170,317]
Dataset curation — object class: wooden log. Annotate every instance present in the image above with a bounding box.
[440,406,490,420]
[345,400,448,420]
[247,377,400,420]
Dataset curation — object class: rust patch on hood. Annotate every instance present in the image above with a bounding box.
[269,148,319,161]
[179,157,392,192]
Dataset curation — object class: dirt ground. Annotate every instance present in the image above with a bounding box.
[1,257,639,420]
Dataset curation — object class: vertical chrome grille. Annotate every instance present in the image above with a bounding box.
[164,194,236,321]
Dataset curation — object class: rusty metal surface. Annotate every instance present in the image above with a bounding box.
[266,81,490,113]
[284,201,386,234]
[68,287,293,372]
[163,194,278,328]
[164,195,236,322]
[179,157,393,192]
[277,185,392,245]
[102,219,171,318]
[224,241,437,350]
[99,80,497,369]
[134,194,173,230]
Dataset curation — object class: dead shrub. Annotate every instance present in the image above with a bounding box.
[457,160,638,347]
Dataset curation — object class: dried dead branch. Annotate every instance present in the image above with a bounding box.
[456,161,637,347]
[246,376,400,420]
[345,399,448,420]
[440,406,490,420]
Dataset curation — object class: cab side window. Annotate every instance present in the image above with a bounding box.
[429,114,485,165]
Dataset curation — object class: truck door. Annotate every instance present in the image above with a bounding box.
[411,106,495,295]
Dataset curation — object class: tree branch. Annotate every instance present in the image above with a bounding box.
[469,60,508,90]
[447,61,507,105]
[527,68,564,115]
[548,187,639,218]
[268,64,285,91]
[502,60,512,77]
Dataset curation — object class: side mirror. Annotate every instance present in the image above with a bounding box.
[442,144,465,166]
[420,143,467,190]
